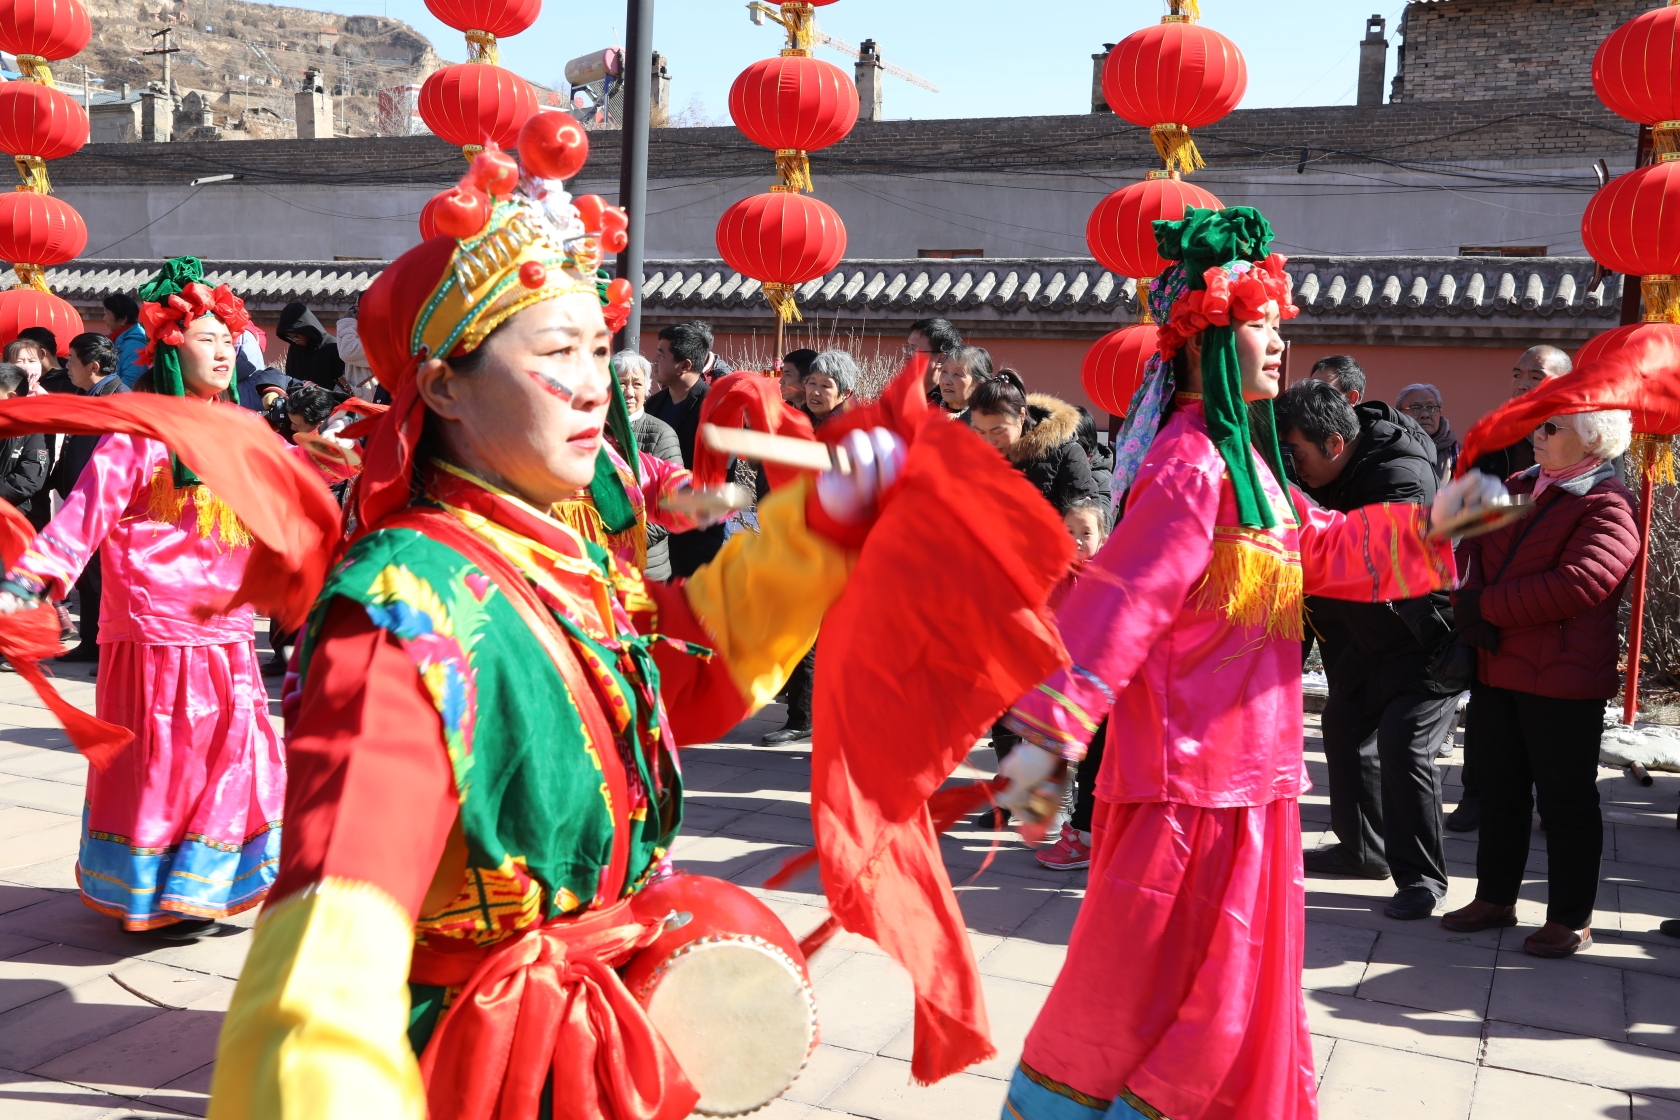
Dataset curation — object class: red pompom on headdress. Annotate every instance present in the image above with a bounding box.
[1155,252,1297,360]
[136,281,251,368]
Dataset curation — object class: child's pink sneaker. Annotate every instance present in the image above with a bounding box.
[1036,828,1091,871]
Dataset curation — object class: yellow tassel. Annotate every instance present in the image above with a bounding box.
[1150,124,1205,174]
[762,282,803,323]
[15,54,54,87]
[1191,529,1304,639]
[464,29,499,65]
[1630,433,1677,486]
[1656,121,1680,157]
[776,2,817,52]
[775,149,813,193]
[1641,275,1680,324]
[1136,283,1154,324]
[11,263,48,292]
[147,471,253,549]
[13,155,48,194]
[1163,0,1199,23]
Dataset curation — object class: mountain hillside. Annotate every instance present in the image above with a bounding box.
[74,0,484,138]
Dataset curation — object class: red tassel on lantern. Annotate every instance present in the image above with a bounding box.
[716,192,847,322]
[1081,325,1159,418]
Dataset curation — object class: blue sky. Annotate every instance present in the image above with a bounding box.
[280,0,1412,120]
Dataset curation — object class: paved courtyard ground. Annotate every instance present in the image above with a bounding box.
[3,657,1680,1118]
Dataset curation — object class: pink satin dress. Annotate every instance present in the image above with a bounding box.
[18,431,325,929]
[1005,402,1454,1120]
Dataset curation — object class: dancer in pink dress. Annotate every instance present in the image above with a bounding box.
[0,258,350,936]
[993,208,1499,1120]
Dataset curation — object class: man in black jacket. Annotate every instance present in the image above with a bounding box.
[647,321,727,577]
[278,302,347,391]
[1278,380,1460,921]
[0,363,49,517]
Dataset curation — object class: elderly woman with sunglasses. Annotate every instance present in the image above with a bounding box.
[1442,409,1640,957]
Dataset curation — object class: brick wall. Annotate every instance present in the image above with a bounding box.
[1391,0,1662,103]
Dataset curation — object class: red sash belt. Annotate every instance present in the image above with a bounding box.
[414,900,700,1120]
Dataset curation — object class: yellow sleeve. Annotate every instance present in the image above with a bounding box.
[208,879,425,1120]
[682,477,855,710]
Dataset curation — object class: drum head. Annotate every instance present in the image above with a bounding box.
[641,936,817,1116]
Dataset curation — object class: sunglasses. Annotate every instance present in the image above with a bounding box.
[1534,421,1566,438]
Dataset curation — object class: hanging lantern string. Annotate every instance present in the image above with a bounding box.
[755,1,816,55]
[12,156,49,194]
[1150,123,1205,173]
[774,149,813,192]
[763,281,803,322]
[1630,433,1677,486]
[464,29,499,66]
[14,55,55,87]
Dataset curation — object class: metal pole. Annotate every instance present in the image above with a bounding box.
[615,0,654,354]
[1623,458,1656,725]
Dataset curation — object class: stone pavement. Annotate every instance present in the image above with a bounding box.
[2,658,1680,1118]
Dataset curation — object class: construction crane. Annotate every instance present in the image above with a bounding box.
[745,2,939,93]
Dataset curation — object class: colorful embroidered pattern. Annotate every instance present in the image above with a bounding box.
[415,854,546,943]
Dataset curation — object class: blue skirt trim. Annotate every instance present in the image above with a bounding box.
[1002,1066,1158,1120]
[77,808,282,928]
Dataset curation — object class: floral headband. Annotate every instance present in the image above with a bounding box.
[1156,255,1298,360]
[136,272,252,370]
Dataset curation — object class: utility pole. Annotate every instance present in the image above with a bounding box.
[143,26,181,97]
[77,63,97,110]
[614,0,653,353]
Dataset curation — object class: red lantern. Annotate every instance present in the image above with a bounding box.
[0,0,90,61]
[1086,177,1222,281]
[0,81,84,160]
[1581,161,1680,278]
[0,191,83,265]
[0,285,82,353]
[423,0,539,38]
[1593,4,1680,125]
[716,192,846,320]
[1081,325,1158,417]
[729,55,858,153]
[1102,20,1246,172]
[419,63,538,151]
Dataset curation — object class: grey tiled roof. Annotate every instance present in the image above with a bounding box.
[46,255,1623,342]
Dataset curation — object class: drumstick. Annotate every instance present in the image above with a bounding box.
[699,424,851,474]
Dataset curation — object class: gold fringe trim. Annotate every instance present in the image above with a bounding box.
[12,263,48,292]
[1191,530,1304,639]
[15,54,53,87]
[1137,285,1154,323]
[1630,433,1677,485]
[13,155,48,194]
[147,470,253,548]
[551,495,648,572]
[464,29,499,65]
[1657,121,1680,157]
[775,2,817,52]
[775,149,813,192]
[460,143,483,162]
[1150,123,1205,174]
[1163,0,1200,23]
[1641,275,1680,324]
[763,281,803,322]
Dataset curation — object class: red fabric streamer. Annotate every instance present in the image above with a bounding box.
[691,371,815,488]
[415,899,698,1120]
[1458,321,1680,473]
[805,359,1072,1083]
[0,493,131,768]
[0,394,341,631]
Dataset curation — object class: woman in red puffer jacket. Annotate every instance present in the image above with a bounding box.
[1441,408,1640,959]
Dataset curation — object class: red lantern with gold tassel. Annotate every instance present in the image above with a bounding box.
[0,191,83,273]
[0,286,81,352]
[716,191,846,322]
[0,81,86,163]
[729,55,858,192]
[419,63,538,155]
[1101,2,1247,174]
[423,0,540,39]
[1593,3,1680,156]
[1081,325,1158,418]
[0,0,90,84]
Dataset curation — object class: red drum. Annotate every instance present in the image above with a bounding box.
[622,872,818,1116]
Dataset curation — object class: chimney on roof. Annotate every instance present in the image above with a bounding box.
[1092,43,1114,114]
[296,66,332,138]
[1357,14,1387,107]
[855,39,883,122]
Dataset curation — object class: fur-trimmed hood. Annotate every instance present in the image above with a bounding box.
[1005,393,1082,465]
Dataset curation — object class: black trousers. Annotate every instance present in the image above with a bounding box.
[1470,683,1606,929]
[1321,675,1458,896]
[783,646,814,730]
[73,550,100,646]
[1069,717,1109,833]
